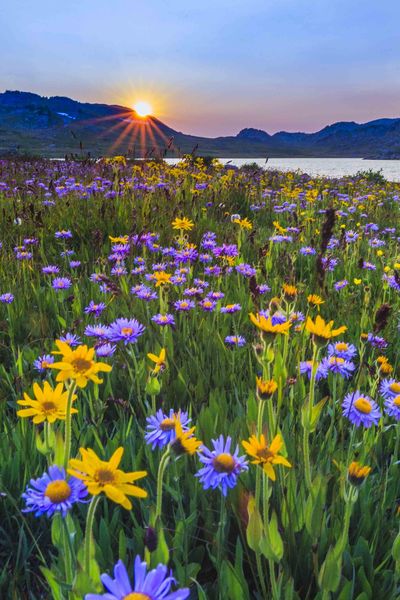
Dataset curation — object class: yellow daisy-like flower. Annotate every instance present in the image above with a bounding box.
[171,414,202,456]
[171,217,194,231]
[282,283,298,299]
[152,271,172,287]
[50,341,112,388]
[256,377,278,399]
[242,434,291,481]
[347,461,371,487]
[17,381,77,424]
[307,294,324,307]
[68,447,147,510]
[233,217,253,230]
[305,315,347,344]
[249,313,292,336]
[147,348,166,375]
[109,235,129,244]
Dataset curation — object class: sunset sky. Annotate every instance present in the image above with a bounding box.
[1,0,400,136]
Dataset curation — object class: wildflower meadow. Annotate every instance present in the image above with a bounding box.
[0,157,399,599]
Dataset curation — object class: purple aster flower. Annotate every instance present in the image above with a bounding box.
[379,378,400,400]
[106,318,145,345]
[84,324,110,340]
[145,409,190,449]
[84,301,107,317]
[299,360,328,381]
[207,291,224,301]
[174,299,195,312]
[196,435,248,496]
[319,356,355,379]
[235,263,256,277]
[55,230,73,239]
[85,556,189,600]
[366,333,388,349]
[95,343,117,357]
[220,303,241,314]
[69,260,81,269]
[342,391,381,428]
[52,277,72,290]
[0,292,14,304]
[327,341,357,360]
[198,298,217,312]
[224,335,246,347]
[151,314,175,327]
[59,333,81,347]
[384,394,400,421]
[111,265,127,277]
[22,465,87,518]
[33,354,55,372]
[300,246,316,256]
[42,265,60,275]
[334,280,349,291]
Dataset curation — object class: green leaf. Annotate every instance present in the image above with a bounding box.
[318,546,342,592]
[221,560,250,600]
[392,532,400,562]
[259,510,284,562]
[305,475,327,539]
[40,567,63,600]
[246,496,263,552]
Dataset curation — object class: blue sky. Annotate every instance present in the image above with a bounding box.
[1,0,399,135]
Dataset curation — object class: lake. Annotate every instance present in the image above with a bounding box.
[165,157,400,181]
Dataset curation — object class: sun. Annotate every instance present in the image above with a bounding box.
[133,100,152,118]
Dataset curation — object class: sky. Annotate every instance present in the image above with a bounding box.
[1,0,400,136]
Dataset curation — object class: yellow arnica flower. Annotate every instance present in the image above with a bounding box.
[256,377,278,399]
[307,294,324,307]
[17,381,77,424]
[249,313,291,336]
[348,462,371,486]
[171,414,202,456]
[242,434,291,481]
[233,217,253,230]
[153,271,172,287]
[305,315,347,344]
[282,283,298,298]
[51,341,112,388]
[147,348,166,375]
[109,235,129,244]
[68,447,147,510]
[172,217,194,231]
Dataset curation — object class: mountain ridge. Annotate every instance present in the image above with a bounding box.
[0,90,399,158]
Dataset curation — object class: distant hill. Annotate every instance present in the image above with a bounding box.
[0,90,399,158]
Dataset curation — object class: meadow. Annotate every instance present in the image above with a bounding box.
[0,157,399,600]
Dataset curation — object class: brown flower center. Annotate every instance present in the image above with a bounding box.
[256,447,274,461]
[94,468,116,485]
[71,357,92,373]
[41,401,57,414]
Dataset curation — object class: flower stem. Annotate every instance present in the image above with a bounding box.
[84,495,101,577]
[155,448,171,523]
[62,517,74,594]
[64,381,77,469]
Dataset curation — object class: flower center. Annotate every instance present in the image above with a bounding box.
[121,327,133,336]
[42,401,57,414]
[256,447,274,461]
[45,480,71,503]
[393,395,400,407]
[329,357,344,365]
[94,468,116,485]
[213,453,236,473]
[389,382,400,394]
[123,594,151,600]
[71,357,92,373]
[354,398,372,414]
[160,417,176,431]
[335,343,348,351]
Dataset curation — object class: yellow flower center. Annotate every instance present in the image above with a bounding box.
[329,357,344,365]
[41,401,57,414]
[94,468,116,485]
[393,395,400,407]
[123,594,151,600]
[213,453,236,473]
[160,417,175,431]
[71,357,92,373]
[121,327,133,336]
[389,382,400,394]
[354,398,372,414]
[335,343,348,351]
[45,480,71,503]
